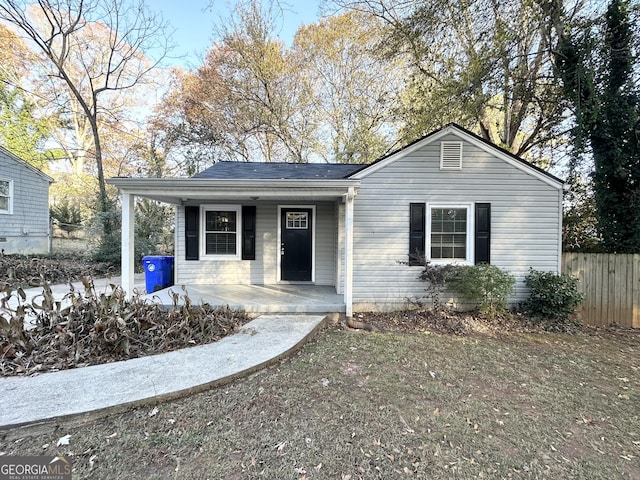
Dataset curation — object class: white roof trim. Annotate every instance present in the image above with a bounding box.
[350,125,563,190]
[0,146,54,183]
[107,177,360,205]
[108,177,359,190]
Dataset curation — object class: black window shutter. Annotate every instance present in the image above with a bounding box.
[242,205,256,260]
[475,203,491,264]
[185,206,199,261]
[409,203,426,266]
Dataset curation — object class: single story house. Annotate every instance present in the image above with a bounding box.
[0,146,53,254]
[109,124,564,317]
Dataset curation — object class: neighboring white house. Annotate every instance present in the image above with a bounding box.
[109,124,564,317]
[0,146,53,255]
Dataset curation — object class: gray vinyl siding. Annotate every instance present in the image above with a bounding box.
[336,202,345,294]
[0,149,51,254]
[175,201,336,286]
[350,133,562,310]
[315,202,337,285]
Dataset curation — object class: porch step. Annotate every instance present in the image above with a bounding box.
[145,284,346,314]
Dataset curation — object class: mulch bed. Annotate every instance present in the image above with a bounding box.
[0,283,251,377]
[343,309,586,336]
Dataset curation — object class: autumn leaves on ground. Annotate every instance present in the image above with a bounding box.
[1,256,638,478]
[1,320,638,479]
[0,255,252,376]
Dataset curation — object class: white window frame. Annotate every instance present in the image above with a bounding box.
[200,205,242,260]
[0,178,13,215]
[440,141,463,170]
[426,203,474,264]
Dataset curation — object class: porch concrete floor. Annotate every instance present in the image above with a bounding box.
[143,284,346,314]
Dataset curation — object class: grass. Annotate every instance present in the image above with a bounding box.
[1,326,639,479]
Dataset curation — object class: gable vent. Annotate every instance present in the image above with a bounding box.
[440,142,463,170]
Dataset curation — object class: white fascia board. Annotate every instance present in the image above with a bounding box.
[351,125,564,190]
[0,146,55,183]
[350,134,443,179]
[107,177,360,201]
[451,129,564,190]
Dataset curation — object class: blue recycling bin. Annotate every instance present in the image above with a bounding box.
[142,256,174,293]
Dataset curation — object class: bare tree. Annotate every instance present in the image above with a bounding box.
[292,11,404,163]
[331,0,576,163]
[159,0,314,164]
[0,0,170,238]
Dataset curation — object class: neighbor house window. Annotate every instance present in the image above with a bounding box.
[0,179,12,214]
[428,205,472,262]
[202,205,241,259]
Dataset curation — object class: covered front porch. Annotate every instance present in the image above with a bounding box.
[144,283,345,314]
[108,175,359,318]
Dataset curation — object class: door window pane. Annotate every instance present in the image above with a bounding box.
[286,212,308,229]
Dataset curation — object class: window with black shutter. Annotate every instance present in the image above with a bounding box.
[474,203,491,264]
[242,205,256,260]
[185,206,199,260]
[409,203,484,265]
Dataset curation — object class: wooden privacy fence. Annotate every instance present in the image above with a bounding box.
[562,253,640,328]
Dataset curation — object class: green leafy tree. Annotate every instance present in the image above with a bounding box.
[0,79,53,170]
[292,11,402,163]
[562,172,601,252]
[545,0,640,252]
[0,25,53,169]
[128,135,175,259]
[160,0,312,164]
[158,3,405,166]
[50,200,82,237]
[135,199,174,260]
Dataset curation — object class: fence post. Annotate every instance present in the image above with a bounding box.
[634,254,640,328]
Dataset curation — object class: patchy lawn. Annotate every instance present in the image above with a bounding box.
[1,325,638,479]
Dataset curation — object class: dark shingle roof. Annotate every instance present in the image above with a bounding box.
[193,162,364,180]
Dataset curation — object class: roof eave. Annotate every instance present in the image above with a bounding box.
[107,177,360,204]
[0,146,55,183]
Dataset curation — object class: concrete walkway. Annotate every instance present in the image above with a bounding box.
[0,314,326,430]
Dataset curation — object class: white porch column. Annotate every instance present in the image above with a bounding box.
[121,192,135,298]
[344,187,355,318]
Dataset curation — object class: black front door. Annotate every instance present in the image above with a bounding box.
[281,208,312,281]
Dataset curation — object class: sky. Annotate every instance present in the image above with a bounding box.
[150,0,323,68]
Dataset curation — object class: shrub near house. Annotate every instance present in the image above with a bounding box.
[447,264,515,317]
[525,268,584,323]
[417,263,584,330]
